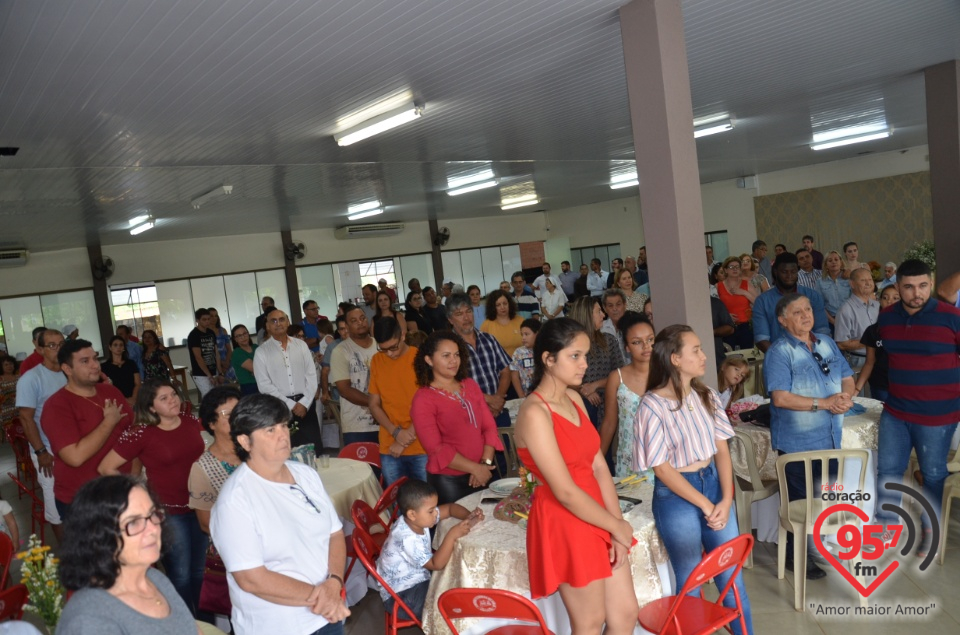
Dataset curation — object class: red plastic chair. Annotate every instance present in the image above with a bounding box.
[5,422,37,498]
[0,584,28,621]
[374,476,408,524]
[0,532,14,589]
[346,499,390,581]
[438,588,555,635]
[338,442,383,484]
[638,534,753,635]
[7,472,45,545]
[352,527,422,635]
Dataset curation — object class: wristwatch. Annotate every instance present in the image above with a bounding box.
[480,458,494,466]
[34,446,48,456]
[811,398,819,412]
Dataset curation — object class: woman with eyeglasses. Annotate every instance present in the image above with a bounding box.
[599,312,655,477]
[210,393,349,635]
[230,324,259,396]
[404,290,432,335]
[57,475,198,634]
[98,378,207,616]
[717,256,758,350]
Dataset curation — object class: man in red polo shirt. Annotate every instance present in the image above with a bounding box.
[42,338,133,521]
[17,326,48,375]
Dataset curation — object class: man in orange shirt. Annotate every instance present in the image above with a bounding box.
[368,317,426,484]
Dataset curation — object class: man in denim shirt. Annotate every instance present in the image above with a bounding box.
[764,293,856,579]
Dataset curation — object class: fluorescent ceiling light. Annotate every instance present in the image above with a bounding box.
[347,209,384,221]
[694,120,734,138]
[812,123,888,144]
[448,180,499,196]
[129,219,155,235]
[447,169,495,189]
[501,198,540,210]
[128,213,150,227]
[610,179,639,189]
[610,170,638,189]
[693,113,731,127]
[810,130,891,151]
[191,185,233,209]
[334,103,422,146]
[348,200,381,215]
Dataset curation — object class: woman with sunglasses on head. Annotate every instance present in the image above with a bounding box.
[58,475,198,634]
[98,378,207,616]
[634,324,753,635]
[210,394,349,635]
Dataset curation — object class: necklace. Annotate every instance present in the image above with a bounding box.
[71,389,103,410]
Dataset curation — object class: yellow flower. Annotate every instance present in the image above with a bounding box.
[46,580,55,587]
[15,551,27,560]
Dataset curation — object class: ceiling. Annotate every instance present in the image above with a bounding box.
[0,0,957,253]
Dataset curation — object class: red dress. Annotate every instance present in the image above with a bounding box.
[517,396,615,598]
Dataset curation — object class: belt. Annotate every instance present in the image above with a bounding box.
[847,352,866,358]
[287,393,305,401]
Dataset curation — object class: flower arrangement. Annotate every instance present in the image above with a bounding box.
[517,465,538,497]
[903,240,936,273]
[867,261,883,283]
[16,535,65,628]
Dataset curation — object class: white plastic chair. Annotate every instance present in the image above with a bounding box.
[775,448,871,611]
[728,429,779,568]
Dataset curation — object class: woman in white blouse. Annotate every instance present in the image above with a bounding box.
[634,324,753,635]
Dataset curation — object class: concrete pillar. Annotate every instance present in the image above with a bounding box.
[619,0,716,385]
[925,61,960,277]
[280,230,302,323]
[87,245,115,348]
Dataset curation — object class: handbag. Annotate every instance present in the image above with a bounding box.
[739,403,771,427]
[198,547,232,616]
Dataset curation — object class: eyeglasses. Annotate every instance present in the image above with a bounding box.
[268,317,289,325]
[289,484,323,514]
[122,508,165,536]
[725,264,740,270]
[44,342,63,349]
[811,351,831,375]
[378,342,401,353]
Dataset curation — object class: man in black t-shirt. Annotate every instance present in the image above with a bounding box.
[421,287,449,331]
[188,307,221,399]
[854,285,898,402]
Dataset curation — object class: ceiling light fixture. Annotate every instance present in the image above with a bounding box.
[191,185,233,209]
[693,116,735,138]
[128,213,150,227]
[448,179,499,196]
[334,103,422,147]
[347,199,384,221]
[500,193,540,211]
[447,169,498,195]
[610,171,639,189]
[810,124,891,150]
[129,218,155,235]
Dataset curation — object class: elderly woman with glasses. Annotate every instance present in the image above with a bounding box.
[211,394,349,635]
[57,475,198,634]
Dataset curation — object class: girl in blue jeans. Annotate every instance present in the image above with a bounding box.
[635,324,753,635]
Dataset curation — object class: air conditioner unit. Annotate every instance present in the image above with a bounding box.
[334,222,405,239]
[0,249,28,267]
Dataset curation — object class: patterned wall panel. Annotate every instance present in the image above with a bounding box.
[754,171,932,266]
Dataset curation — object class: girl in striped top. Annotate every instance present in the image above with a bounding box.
[634,324,753,635]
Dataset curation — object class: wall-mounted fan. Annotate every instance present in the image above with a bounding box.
[433,226,451,247]
[285,241,306,261]
[92,256,115,280]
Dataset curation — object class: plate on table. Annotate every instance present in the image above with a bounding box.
[489,477,521,496]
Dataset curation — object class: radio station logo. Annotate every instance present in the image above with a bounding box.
[814,482,939,598]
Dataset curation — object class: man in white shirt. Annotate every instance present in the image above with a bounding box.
[834,268,880,372]
[16,328,66,539]
[531,262,553,299]
[330,305,379,445]
[586,258,608,297]
[253,308,321,448]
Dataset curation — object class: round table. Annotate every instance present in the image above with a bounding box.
[315,457,382,520]
[420,479,671,635]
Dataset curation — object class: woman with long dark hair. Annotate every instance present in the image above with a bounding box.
[404,290,432,334]
[140,329,174,382]
[373,290,408,338]
[567,296,624,428]
[480,289,525,356]
[410,331,503,504]
[634,324,752,635]
[97,378,207,615]
[230,324,259,396]
[57,475,197,634]
[102,335,141,405]
[514,318,639,634]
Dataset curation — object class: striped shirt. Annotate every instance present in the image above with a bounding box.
[634,389,734,471]
[798,268,822,289]
[877,298,960,426]
[465,329,511,396]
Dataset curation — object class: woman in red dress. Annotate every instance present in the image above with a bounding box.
[514,318,638,634]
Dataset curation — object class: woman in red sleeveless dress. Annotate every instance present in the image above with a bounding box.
[514,318,638,634]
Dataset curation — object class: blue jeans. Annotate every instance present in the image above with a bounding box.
[870,387,889,402]
[876,411,957,531]
[381,453,428,485]
[384,579,430,622]
[309,621,344,635]
[162,511,209,616]
[653,463,753,635]
[239,382,259,396]
[343,431,379,446]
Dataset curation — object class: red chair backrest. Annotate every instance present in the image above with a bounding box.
[677,534,753,600]
[0,584,29,621]
[375,476,408,522]
[438,588,553,635]
[338,442,381,467]
[352,500,389,538]
[0,532,13,589]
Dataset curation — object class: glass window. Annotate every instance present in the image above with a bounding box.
[255,270,290,317]
[297,265,339,319]
[155,280,195,347]
[191,277,230,331]
[358,259,396,294]
[397,254,435,300]
[40,291,102,357]
[110,286,163,341]
[0,297,44,359]
[224,273,260,334]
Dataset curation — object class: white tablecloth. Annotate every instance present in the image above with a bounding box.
[420,480,672,635]
[315,457,383,520]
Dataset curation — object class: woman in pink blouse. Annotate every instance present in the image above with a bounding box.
[411,331,504,504]
[634,324,752,635]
